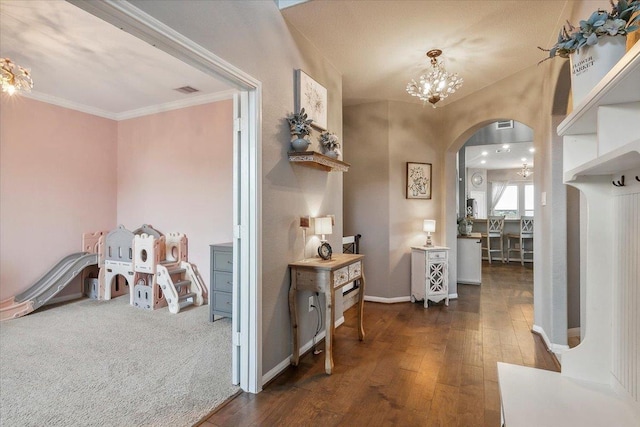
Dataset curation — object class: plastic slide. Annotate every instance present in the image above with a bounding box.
[0,252,98,321]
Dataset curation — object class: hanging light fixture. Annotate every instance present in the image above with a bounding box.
[406,49,463,108]
[1,57,33,96]
[517,163,532,179]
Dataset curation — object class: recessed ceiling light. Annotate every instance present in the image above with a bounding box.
[521,157,527,162]
[481,151,488,156]
[481,160,486,164]
[529,148,535,153]
[502,144,510,149]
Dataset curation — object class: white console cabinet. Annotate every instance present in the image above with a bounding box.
[410,246,449,308]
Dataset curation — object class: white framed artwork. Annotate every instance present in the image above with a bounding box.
[295,69,327,130]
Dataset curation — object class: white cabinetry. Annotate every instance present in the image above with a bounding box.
[499,42,640,426]
[410,246,449,308]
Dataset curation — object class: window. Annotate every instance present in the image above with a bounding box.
[494,185,519,218]
[491,183,535,218]
[524,184,534,216]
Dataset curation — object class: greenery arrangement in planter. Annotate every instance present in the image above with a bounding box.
[319,131,341,159]
[286,108,313,152]
[539,0,640,61]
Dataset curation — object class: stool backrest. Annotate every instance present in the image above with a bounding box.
[487,216,505,237]
[520,216,534,237]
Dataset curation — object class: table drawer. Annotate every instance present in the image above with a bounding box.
[213,271,233,292]
[334,266,349,288]
[348,261,362,280]
[428,251,447,260]
[214,251,233,272]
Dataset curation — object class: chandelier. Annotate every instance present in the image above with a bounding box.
[406,49,463,108]
[517,163,532,179]
[1,57,33,96]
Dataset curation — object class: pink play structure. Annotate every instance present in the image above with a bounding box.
[0,224,207,321]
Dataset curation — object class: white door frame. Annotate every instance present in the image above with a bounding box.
[71,0,263,393]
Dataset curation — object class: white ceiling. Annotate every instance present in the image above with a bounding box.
[466,142,535,170]
[0,0,233,119]
[282,0,571,107]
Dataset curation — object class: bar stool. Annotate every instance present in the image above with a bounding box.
[506,216,534,265]
[481,216,505,264]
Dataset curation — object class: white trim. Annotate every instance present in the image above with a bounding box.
[24,91,118,120]
[45,293,84,306]
[276,0,310,10]
[71,0,263,394]
[533,324,570,356]
[262,316,345,385]
[24,89,235,121]
[364,295,411,304]
[364,294,458,304]
[116,90,235,120]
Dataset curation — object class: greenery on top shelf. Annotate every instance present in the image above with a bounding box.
[539,0,640,62]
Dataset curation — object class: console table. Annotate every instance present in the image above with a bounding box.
[288,254,365,374]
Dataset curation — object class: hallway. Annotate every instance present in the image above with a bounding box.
[201,262,558,427]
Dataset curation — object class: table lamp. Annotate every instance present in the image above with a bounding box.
[423,219,436,247]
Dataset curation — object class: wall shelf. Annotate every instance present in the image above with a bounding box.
[288,151,350,172]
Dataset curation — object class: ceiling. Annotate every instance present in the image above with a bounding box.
[0,0,233,119]
[281,0,571,107]
[466,142,535,170]
[1,1,573,118]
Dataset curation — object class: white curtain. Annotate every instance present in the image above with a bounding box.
[490,181,509,215]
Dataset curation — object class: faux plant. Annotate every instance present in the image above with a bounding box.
[286,107,313,138]
[319,131,340,151]
[539,0,640,62]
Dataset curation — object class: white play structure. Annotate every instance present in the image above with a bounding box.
[0,224,206,321]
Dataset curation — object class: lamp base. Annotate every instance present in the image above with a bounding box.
[425,235,433,247]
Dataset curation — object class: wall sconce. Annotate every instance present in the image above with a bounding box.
[423,219,436,247]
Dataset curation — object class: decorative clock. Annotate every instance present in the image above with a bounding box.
[318,242,332,260]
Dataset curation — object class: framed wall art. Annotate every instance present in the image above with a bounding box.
[295,69,327,130]
[406,162,432,199]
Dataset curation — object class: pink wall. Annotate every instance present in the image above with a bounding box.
[117,100,233,290]
[0,97,117,299]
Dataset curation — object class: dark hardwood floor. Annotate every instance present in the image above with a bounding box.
[198,261,558,427]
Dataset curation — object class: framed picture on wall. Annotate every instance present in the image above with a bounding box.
[295,69,327,130]
[406,162,432,199]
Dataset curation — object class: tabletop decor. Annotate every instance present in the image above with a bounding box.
[539,0,640,104]
[319,131,341,159]
[286,108,313,152]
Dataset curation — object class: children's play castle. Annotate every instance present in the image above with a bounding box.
[0,224,206,321]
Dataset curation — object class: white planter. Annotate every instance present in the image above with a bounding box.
[570,35,626,106]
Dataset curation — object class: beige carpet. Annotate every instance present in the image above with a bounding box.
[0,296,238,426]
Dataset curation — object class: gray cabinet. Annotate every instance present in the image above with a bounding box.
[210,243,233,321]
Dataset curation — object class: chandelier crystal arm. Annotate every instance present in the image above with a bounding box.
[406,49,462,108]
[1,58,33,96]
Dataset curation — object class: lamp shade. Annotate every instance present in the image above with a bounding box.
[423,220,436,233]
[315,217,333,235]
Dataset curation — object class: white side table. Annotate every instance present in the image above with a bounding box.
[411,246,449,308]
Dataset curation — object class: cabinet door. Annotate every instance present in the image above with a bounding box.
[428,259,447,296]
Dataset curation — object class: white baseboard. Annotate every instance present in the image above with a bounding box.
[567,327,581,338]
[262,316,345,386]
[364,295,411,303]
[364,294,458,304]
[532,324,570,357]
[45,293,84,306]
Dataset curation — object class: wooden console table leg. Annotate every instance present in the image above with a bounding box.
[325,287,334,374]
[357,271,366,341]
[289,268,299,366]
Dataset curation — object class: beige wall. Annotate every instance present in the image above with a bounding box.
[0,97,118,299]
[117,100,234,290]
[128,0,344,374]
